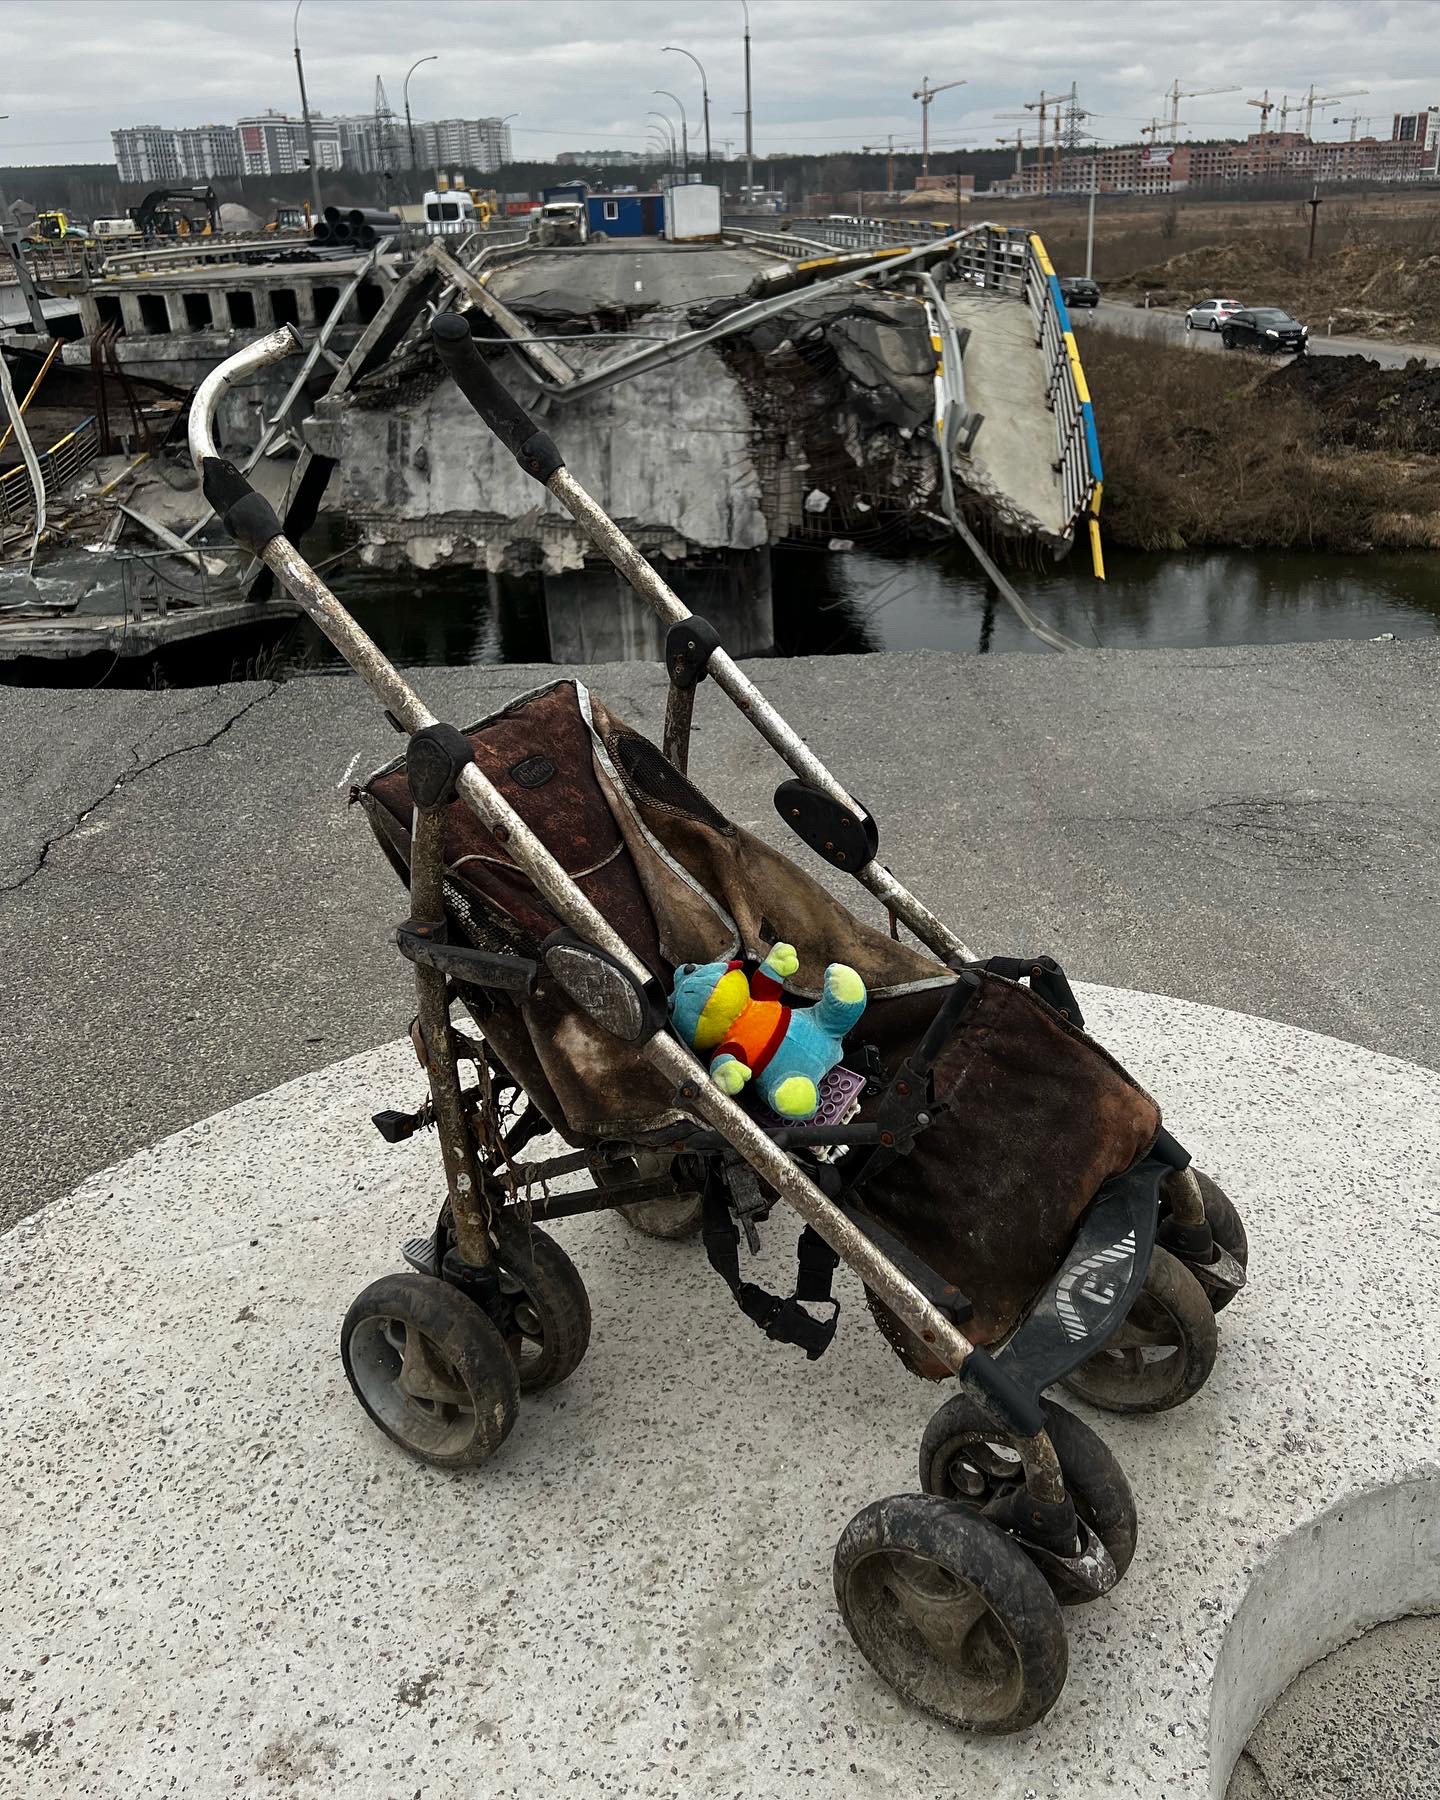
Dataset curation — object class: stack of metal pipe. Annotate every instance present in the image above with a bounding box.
[311,205,402,247]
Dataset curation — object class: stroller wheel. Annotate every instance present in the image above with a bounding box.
[1193,1170,1249,1312]
[918,1394,1136,1604]
[834,1493,1068,1733]
[495,1227,592,1393]
[1061,1245,1217,1414]
[341,1272,519,1468]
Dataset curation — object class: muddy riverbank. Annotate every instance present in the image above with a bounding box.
[1085,333,1440,553]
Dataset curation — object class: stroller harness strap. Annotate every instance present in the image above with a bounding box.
[701,1168,841,1360]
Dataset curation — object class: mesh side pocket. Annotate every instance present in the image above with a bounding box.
[611,729,734,835]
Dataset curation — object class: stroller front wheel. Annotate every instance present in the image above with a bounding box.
[918,1394,1137,1604]
[833,1493,1068,1733]
[341,1272,520,1468]
[1060,1244,1217,1414]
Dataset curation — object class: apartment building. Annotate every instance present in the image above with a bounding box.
[113,109,513,182]
[991,113,1440,196]
[413,117,512,174]
[112,125,183,185]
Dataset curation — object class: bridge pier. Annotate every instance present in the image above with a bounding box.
[542,547,774,663]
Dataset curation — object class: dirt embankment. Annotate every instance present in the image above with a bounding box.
[1108,229,1440,343]
[1085,334,1440,552]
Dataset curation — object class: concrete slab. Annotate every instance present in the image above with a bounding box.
[2,641,1437,1237]
[2,985,1437,1797]
[1234,1616,1440,1799]
[945,285,1067,538]
[487,244,784,315]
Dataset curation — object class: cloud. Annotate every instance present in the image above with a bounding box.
[0,0,1434,163]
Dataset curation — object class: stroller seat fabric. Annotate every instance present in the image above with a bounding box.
[360,679,1160,1356]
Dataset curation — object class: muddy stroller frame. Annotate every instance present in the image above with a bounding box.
[190,318,1247,1734]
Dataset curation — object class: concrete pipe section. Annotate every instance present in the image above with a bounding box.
[1,985,1437,1797]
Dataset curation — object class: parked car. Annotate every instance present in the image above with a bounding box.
[1060,276,1101,307]
[1221,308,1309,354]
[1185,297,1246,332]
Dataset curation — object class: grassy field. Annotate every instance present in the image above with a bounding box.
[1082,331,1440,553]
[987,189,1440,342]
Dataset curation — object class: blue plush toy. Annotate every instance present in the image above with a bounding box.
[668,941,867,1120]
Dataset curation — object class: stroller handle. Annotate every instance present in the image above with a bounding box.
[185,327,997,1412]
[431,314,565,484]
[428,316,976,968]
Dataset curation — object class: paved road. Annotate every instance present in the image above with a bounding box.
[1072,300,1440,367]
[2,638,1436,1236]
[487,242,785,316]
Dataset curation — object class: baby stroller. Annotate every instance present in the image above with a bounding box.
[189,316,1248,1735]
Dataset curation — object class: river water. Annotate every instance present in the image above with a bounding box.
[267,543,1439,675]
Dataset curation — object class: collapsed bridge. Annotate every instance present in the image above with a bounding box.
[269,224,1103,656]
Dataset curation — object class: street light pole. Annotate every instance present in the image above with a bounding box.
[741,0,754,203]
[663,45,711,177]
[648,112,678,178]
[403,54,437,175]
[293,0,323,217]
[654,90,688,177]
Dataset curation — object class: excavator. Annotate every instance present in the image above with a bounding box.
[128,185,221,239]
[21,210,88,245]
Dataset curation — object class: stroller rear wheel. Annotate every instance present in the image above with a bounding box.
[495,1227,591,1393]
[341,1272,519,1468]
[1061,1244,1217,1413]
[602,1156,703,1240]
[1193,1170,1249,1312]
[834,1492,1068,1732]
[917,1394,1136,1603]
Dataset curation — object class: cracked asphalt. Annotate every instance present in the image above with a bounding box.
[2,636,1437,1232]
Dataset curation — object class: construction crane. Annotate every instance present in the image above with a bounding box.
[862,136,897,198]
[1027,89,1072,193]
[994,128,1033,181]
[1276,94,1295,132]
[994,111,1041,190]
[1331,112,1373,141]
[1301,86,1369,137]
[1164,79,1241,142]
[912,75,967,176]
[1247,89,1276,133]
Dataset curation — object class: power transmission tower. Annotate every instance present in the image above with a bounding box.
[374,76,397,203]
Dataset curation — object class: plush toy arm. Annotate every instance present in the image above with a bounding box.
[709,1051,752,1096]
[812,963,868,1037]
[761,942,799,982]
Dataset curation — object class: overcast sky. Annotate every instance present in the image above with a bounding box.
[2,0,1437,165]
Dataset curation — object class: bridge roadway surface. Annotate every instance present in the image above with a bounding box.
[2,638,1436,1231]
[3,640,1440,1796]
[484,240,787,316]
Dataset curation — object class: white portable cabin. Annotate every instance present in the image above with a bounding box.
[663,183,722,242]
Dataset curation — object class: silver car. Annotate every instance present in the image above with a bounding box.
[1185,297,1245,332]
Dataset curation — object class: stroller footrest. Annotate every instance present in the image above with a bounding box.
[995,1156,1164,1400]
[401,1234,440,1277]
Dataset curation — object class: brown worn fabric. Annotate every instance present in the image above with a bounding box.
[854,977,1161,1354]
[586,695,949,998]
[358,678,1161,1355]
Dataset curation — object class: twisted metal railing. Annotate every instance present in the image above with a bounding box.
[1023,232,1104,574]
[0,416,100,527]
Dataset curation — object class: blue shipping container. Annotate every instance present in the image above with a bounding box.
[585,193,662,237]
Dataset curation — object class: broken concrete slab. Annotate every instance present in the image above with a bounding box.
[1,983,1436,1795]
